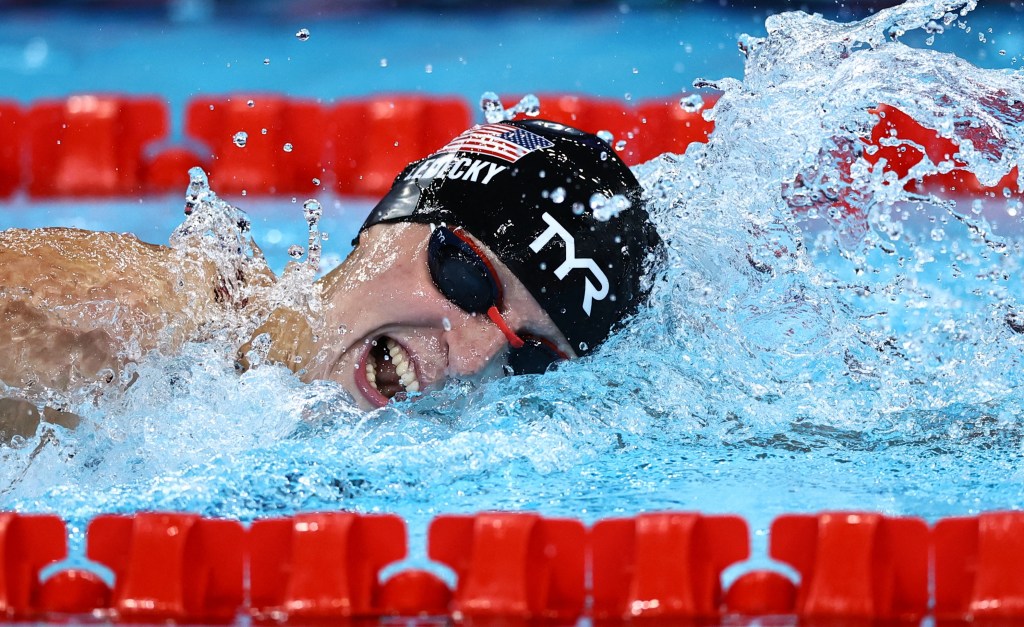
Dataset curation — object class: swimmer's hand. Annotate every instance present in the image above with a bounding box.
[236,307,317,376]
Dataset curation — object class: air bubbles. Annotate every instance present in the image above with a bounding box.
[679,93,705,113]
[232,131,248,148]
[288,245,304,259]
[295,28,310,41]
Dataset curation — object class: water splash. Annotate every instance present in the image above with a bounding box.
[479,91,541,123]
[4,1,1024,549]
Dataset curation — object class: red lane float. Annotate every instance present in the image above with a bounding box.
[934,511,1024,620]
[591,512,749,619]
[429,512,586,620]
[0,513,66,616]
[186,95,327,195]
[4,510,1024,622]
[27,95,168,198]
[329,95,472,197]
[87,512,245,621]
[867,103,1021,199]
[249,512,407,618]
[0,102,21,199]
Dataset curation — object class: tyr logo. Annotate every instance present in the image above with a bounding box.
[529,213,609,316]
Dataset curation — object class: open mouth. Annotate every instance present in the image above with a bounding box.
[360,335,420,406]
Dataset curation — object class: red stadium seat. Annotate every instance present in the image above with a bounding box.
[590,512,749,619]
[87,512,244,621]
[329,95,471,197]
[429,512,586,620]
[27,95,168,197]
[249,512,407,618]
[769,512,928,620]
[0,102,22,198]
[934,512,1024,619]
[186,94,326,195]
[636,92,719,163]
[0,513,67,616]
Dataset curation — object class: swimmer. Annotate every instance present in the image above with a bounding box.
[0,119,662,436]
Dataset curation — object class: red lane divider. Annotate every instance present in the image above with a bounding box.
[429,512,586,620]
[4,92,1020,205]
[330,95,472,197]
[186,95,327,196]
[5,510,1024,622]
[0,102,21,199]
[934,511,1024,620]
[0,513,67,616]
[27,95,168,198]
[591,512,749,619]
[249,512,406,618]
[87,512,245,621]
[867,103,1021,199]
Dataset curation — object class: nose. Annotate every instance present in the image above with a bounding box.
[444,310,511,377]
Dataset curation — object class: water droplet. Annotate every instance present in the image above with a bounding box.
[232,131,248,148]
[679,93,704,113]
[614,140,627,151]
[572,202,585,216]
[425,64,433,74]
[480,91,506,123]
[312,177,321,186]
[247,99,255,108]
[263,58,270,65]
[288,245,304,258]
[283,143,293,152]
[551,187,566,204]
[519,94,540,117]
[379,58,388,68]
[303,199,322,225]
[597,130,614,144]
[930,228,945,241]
[321,232,329,241]
[442,317,452,332]
[578,342,588,351]
[295,28,310,41]
[261,128,268,135]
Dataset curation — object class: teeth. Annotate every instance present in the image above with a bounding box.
[367,338,421,396]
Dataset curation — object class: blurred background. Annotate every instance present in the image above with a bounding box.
[0,0,1020,270]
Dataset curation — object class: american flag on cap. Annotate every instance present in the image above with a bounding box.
[436,123,554,163]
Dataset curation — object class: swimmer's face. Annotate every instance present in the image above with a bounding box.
[308,222,574,409]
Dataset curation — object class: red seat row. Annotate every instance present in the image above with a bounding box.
[0,93,715,201]
[2,509,1024,622]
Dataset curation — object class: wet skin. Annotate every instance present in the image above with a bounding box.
[245,222,575,409]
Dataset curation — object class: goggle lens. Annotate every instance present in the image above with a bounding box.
[427,226,568,374]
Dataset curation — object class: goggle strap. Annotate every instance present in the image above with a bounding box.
[487,306,525,349]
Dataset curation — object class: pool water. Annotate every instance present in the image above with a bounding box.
[2,0,1024,584]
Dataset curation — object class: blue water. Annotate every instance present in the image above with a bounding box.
[2,0,1024,582]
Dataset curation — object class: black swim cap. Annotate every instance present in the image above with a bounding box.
[358,119,662,355]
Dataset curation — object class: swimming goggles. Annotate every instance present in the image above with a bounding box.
[427,225,569,375]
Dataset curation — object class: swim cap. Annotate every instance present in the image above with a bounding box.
[358,119,662,355]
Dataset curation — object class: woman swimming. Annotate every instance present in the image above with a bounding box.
[0,119,662,437]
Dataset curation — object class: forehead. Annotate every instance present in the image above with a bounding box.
[349,222,575,356]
